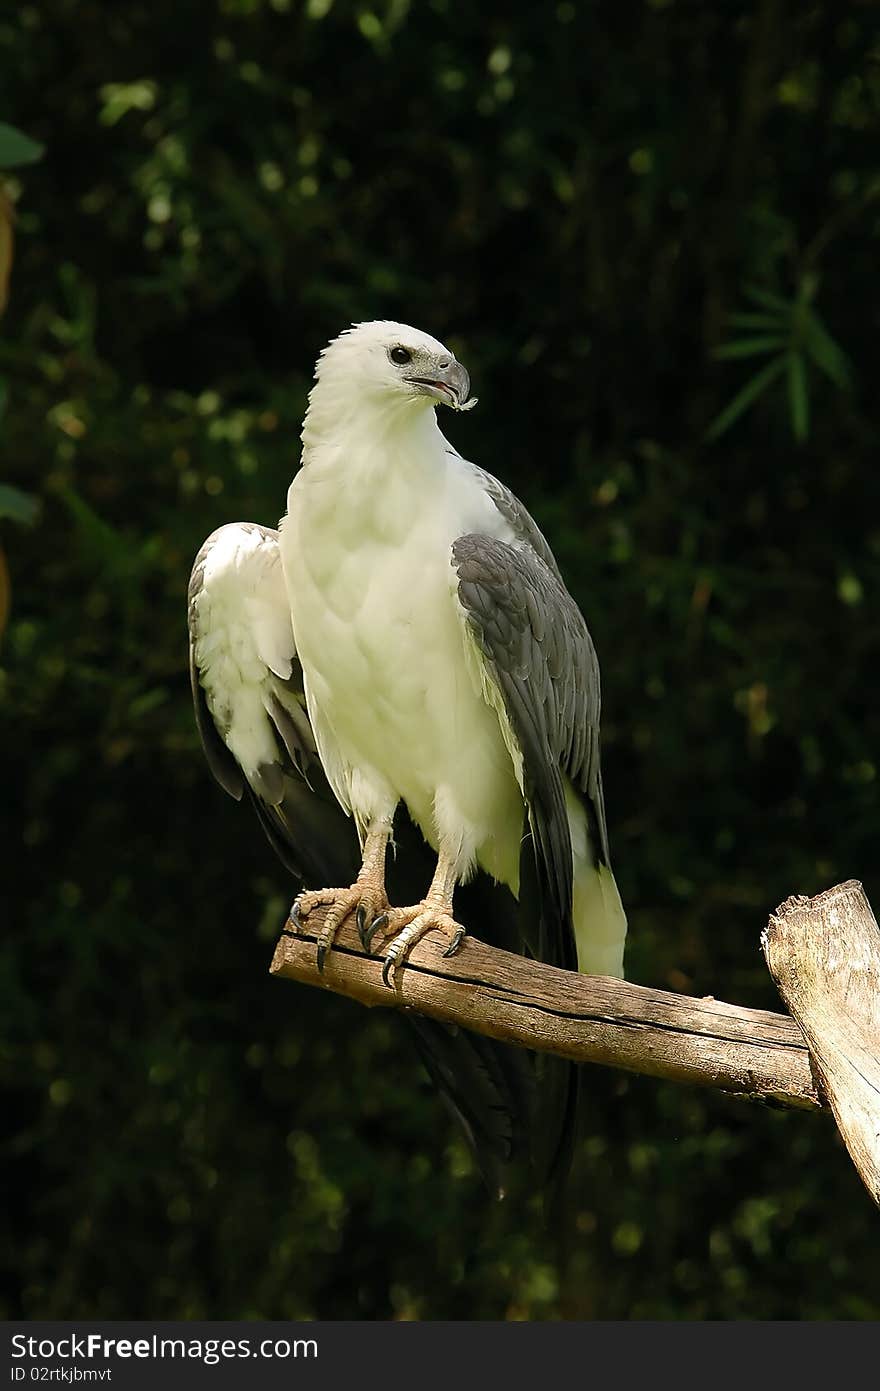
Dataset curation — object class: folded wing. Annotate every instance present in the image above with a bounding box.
[188,521,357,886]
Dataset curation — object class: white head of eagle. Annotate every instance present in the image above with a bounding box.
[305,319,476,435]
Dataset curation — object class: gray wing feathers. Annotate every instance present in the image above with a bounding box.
[453,529,609,970]
[443,444,564,579]
[189,660,245,800]
[469,463,564,582]
[454,533,604,804]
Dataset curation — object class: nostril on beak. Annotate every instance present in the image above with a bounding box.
[438,359,451,370]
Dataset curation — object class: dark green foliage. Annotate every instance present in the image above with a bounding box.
[0,122,44,169]
[4,0,880,1320]
[709,279,852,441]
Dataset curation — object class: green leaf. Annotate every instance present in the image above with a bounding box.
[838,572,863,606]
[714,335,787,360]
[787,351,809,442]
[726,311,786,331]
[796,272,818,306]
[705,354,787,441]
[0,483,40,525]
[0,122,45,168]
[56,483,154,587]
[744,283,792,314]
[803,310,852,390]
[129,687,170,719]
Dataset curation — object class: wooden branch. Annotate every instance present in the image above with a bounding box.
[762,880,880,1206]
[271,878,880,1208]
[271,915,822,1112]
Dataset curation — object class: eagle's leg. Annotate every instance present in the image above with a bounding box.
[288,822,391,972]
[374,850,467,987]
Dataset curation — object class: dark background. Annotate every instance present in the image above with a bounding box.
[4,0,880,1319]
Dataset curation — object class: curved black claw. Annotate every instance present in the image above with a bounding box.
[356,905,368,948]
[316,939,328,974]
[364,912,388,952]
[442,925,466,957]
[381,952,396,988]
[357,906,388,952]
[289,901,304,931]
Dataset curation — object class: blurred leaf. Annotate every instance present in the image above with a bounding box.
[787,352,809,441]
[0,123,45,168]
[717,279,851,442]
[705,355,787,440]
[713,335,787,360]
[0,483,40,525]
[744,283,792,313]
[129,687,170,718]
[726,311,785,331]
[56,485,139,580]
[804,310,852,390]
[98,82,157,128]
[838,572,863,605]
[0,544,8,639]
[0,189,12,315]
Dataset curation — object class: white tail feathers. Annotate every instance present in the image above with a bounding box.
[564,779,627,979]
[572,861,627,978]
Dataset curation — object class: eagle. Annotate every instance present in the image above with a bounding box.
[188,321,626,1195]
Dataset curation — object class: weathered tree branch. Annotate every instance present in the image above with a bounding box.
[271,879,880,1205]
[271,914,822,1111]
[762,881,880,1206]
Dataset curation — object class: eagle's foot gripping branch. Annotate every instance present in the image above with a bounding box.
[372,902,468,988]
[288,883,389,973]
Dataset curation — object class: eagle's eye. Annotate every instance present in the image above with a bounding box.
[389,346,412,365]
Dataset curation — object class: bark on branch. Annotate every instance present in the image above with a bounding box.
[271,879,880,1205]
[271,913,821,1110]
[762,880,880,1206]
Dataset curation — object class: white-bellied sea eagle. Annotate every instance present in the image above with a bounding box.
[188,321,627,1193]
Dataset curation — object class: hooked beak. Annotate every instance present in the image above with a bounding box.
[405,360,477,412]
